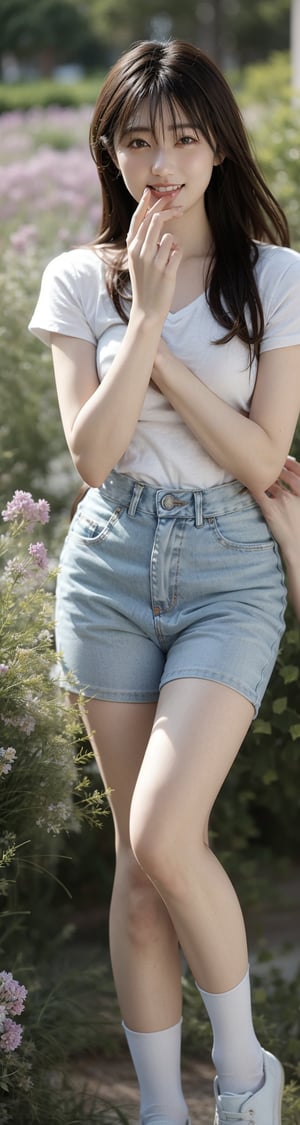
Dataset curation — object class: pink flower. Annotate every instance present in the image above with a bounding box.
[18,714,36,735]
[2,491,50,526]
[0,747,17,776]
[28,541,48,569]
[1,713,36,735]
[0,1017,23,1052]
[2,491,38,523]
[0,664,9,675]
[0,971,27,1016]
[10,223,37,252]
[3,557,27,579]
[36,498,51,524]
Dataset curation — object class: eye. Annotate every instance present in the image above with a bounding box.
[176,134,197,145]
[128,137,150,149]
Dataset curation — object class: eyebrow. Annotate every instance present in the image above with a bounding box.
[121,123,198,136]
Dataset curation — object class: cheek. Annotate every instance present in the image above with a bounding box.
[189,153,215,185]
[117,156,145,196]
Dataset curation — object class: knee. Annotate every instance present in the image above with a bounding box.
[116,849,169,946]
[130,801,211,901]
[130,811,188,901]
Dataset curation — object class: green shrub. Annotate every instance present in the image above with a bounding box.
[0,491,115,1121]
[0,77,105,114]
[231,51,291,107]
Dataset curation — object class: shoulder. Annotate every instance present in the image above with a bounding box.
[254,243,300,350]
[29,244,125,348]
[42,245,109,293]
[254,242,300,290]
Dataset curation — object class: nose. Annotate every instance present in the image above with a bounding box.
[151,146,174,175]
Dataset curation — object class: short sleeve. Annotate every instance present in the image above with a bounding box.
[28,249,104,347]
[259,248,300,353]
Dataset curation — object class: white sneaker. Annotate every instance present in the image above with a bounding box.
[213,1049,284,1123]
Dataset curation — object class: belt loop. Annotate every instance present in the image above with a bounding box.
[127,481,144,518]
[194,491,203,527]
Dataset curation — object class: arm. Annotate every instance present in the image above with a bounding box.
[257,457,300,621]
[152,341,300,494]
[50,191,182,487]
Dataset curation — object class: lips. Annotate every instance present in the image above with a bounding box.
[148,184,184,195]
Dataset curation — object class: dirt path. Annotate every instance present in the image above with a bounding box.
[73,1054,215,1123]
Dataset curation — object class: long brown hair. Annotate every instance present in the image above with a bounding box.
[89,39,289,355]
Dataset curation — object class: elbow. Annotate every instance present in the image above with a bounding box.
[70,450,106,489]
[76,460,107,489]
[243,456,284,497]
[71,434,127,486]
[257,449,288,494]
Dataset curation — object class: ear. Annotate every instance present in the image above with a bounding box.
[213,146,225,167]
[110,148,120,170]
[99,132,119,168]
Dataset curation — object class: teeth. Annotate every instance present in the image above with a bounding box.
[150,185,182,192]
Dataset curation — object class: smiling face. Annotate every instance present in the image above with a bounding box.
[113,100,222,224]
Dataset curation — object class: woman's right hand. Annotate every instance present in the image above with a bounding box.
[126,188,183,323]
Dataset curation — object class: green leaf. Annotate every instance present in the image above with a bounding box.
[289,724,300,742]
[272,696,287,714]
[279,664,299,684]
[253,719,272,735]
[262,769,278,784]
[253,987,267,1004]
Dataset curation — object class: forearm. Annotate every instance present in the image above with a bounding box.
[284,558,300,622]
[71,311,161,485]
[155,353,285,494]
[279,519,300,621]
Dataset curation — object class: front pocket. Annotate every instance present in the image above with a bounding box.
[210,505,274,551]
[70,502,124,543]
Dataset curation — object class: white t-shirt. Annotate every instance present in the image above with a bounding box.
[29,242,300,489]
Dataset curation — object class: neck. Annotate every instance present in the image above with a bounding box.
[166,203,213,261]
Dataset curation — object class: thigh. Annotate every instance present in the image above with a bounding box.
[130,679,254,849]
[78,696,156,845]
[56,485,164,702]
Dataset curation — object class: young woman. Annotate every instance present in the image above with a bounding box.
[258,457,300,622]
[29,39,300,1125]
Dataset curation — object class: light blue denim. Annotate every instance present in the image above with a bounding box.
[55,470,287,715]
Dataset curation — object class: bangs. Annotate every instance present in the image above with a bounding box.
[111,78,216,149]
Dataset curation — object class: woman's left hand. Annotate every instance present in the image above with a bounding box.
[256,457,300,557]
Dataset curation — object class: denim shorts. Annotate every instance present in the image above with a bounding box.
[55,470,287,715]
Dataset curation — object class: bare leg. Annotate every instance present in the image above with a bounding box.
[129,678,254,992]
[78,697,182,1031]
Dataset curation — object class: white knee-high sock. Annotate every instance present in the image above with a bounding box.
[196,967,264,1095]
[123,1019,190,1124]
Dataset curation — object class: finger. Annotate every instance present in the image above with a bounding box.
[165,244,182,272]
[260,485,280,503]
[126,188,152,242]
[255,482,283,508]
[279,465,300,495]
[284,456,300,477]
[128,192,182,246]
[155,231,176,258]
[140,208,182,253]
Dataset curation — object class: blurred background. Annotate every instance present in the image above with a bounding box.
[0,3,300,1123]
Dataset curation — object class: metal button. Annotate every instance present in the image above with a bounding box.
[161,493,177,509]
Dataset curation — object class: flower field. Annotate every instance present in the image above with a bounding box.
[0,104,105,522]
[0,104,101,255]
